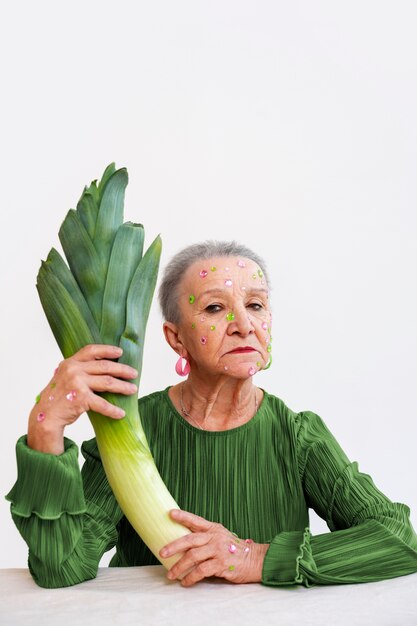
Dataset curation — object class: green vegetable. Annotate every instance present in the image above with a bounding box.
[37,163,190,569]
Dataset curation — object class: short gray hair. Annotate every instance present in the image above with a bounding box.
[158,240,269,323]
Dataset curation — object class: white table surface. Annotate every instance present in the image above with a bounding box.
[1,566,417,626]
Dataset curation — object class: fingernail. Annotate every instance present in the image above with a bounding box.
[130,369,138,377]
[160,548,168,557]
[114,347,123,354]
[117,408,126,417]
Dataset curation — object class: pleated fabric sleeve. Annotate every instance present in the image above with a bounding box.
[262,410,417,586]
[6,436,123,588]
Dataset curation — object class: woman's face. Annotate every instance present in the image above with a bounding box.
[172,256,272,379]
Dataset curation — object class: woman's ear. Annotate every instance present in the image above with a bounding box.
[163,322,188,358]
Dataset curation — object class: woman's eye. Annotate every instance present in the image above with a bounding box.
[248,302,262,311]
[205,304,223,314]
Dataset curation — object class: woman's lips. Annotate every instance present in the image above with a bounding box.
[227,347,256,354]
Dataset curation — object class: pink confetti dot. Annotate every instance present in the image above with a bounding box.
[237,260,246,267]
[66,390,77,402]
[48,395,55,401]
[37,412,45,422]
[224,279,233,287]
[199,269,208,278]
[248,366,256,376]
[228,543,237,553]
[200,336,207,345]
[262,322,268,330]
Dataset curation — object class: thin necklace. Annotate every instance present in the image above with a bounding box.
[179,382,258,430]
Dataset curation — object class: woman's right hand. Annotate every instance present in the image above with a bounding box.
[27,344,138,455]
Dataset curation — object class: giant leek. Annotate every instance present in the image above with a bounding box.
[37,163,190,569]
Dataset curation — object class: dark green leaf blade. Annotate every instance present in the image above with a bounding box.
[94,168,128,266]
[58,209,105,326]
[45,247,101,341]
[119,235,162,382]
[98,163,117,199]
[100,222,145,345]
[77,181,99,240]
[37,260,98,358]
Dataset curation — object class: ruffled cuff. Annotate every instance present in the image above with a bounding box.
[262,527,317,587]
[5,435,86,519]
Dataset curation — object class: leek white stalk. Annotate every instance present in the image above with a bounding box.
[37,163,190,569]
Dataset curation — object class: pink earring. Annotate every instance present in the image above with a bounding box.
[175,356,190,377]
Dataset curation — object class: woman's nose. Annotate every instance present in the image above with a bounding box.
[226,307,254,336]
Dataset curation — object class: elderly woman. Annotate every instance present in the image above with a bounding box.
[7,241,417,588]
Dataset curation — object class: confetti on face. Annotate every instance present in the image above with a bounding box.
[35,393,41,404]
[51,382,56,389]
[252,273,257,279]
[262,322,268,330]
[189,295,195,304]
[237,260,246,268]
[37,412,46,422]
[256,361,262,367]
[225,279,233,287]
[224,267,230,272]
[199,270,208,278]
[210,325,216,331]
[248,366,256,376]
[66,390,77,402]
[200,336,207,345]
[200,315,206,322]
[210,266,217,272]
[48,395,54,401]
[226,311,235,321]
[191,323,196,329]
[224,366,229,371]
[267,343,272,353]
[258,269,263,278]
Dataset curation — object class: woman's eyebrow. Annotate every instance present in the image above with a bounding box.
[196,289,226,302]
[196,287,269,303]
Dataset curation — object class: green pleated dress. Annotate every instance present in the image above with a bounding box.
[6,388,417,588]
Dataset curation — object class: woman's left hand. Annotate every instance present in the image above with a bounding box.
[160,509,269,587]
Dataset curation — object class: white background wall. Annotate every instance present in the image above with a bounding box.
[1,1,416,568]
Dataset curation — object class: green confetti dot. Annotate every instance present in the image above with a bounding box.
[51,382,57,389]
[191,323,196,329]
[189,295,195,304]
[267,343,272,353]
[35,393,41,404]
[257,269,263,278]
[256,361,261,367]
[210,325,216,331]
[226,311,235,321]
[252,273,257,279]
[228,565,235,571]
[210,266,217,272]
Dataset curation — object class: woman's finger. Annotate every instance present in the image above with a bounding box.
[166,544,214,581]
[179,559,218,587]
[160,531,208,560]
[88,393,126,419]
[84,359,138,380]
[86,375,138,396]
[169,509,217,533]
[71,344,123,362]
